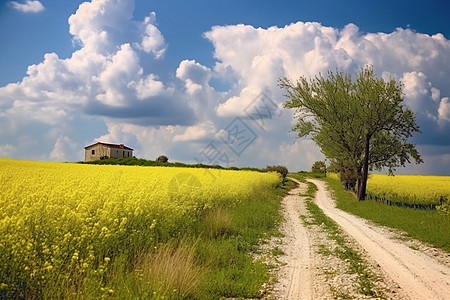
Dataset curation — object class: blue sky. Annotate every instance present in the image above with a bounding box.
[0,0,449,174]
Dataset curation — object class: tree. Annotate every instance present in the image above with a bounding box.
[265,165,289,181]
[280,66,423,200]
[311,161,326,173]
[156,155,169,163]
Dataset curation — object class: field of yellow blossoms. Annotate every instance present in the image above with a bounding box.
[0,158,281,298]
[367,174,450,205]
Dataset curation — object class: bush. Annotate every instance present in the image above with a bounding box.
[156,155,169,163]
[265,165,288,181]
[311,161,326,173]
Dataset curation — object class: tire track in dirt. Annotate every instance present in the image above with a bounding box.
[308,178,450,300]
[271,179,314,299]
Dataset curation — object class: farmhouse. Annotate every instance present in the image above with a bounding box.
[84,142,134,162]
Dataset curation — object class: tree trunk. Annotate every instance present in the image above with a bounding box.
[357,134,370,201]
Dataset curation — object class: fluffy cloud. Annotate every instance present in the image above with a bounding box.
[278,140,324,171]
[202,21,450,170]
[94,122,178,160]
[68,0,134,52]
[438,97,450,125]
[205,22,450,144]
[136,12,167,58]
[175,59,223,121]
[172,121,216,142]
[95,43,142,106]
[206,22,450,100]
[129,74,170,100]
[8,0,44,13]
[1,0,449,173]
[50,136,79,162]
[0,0,194,129]
[176,60,212,94]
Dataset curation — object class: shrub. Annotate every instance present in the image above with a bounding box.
[265,165,288,181]
[156,155,169,163]
[311,160,326,173]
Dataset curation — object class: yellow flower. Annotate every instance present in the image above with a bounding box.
[0,158,281,293]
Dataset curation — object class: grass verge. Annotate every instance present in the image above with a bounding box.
[290,174,378,297]
[323,176,450,252]
[100,180,292,299]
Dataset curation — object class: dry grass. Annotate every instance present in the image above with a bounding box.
[134,241,205,299]
[202,207,234,238]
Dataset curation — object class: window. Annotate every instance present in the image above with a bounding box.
[127,152,130,157]
[91,149,95,155]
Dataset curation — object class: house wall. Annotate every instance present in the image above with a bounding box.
[84,144,133,161]
[109,148,133,159]
[84,144,111,162]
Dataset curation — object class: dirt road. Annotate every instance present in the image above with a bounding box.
[308,178,450,300]
[270,180,314,299]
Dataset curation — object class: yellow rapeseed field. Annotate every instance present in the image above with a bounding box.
[0,158,280,298]
[367,174,450,205]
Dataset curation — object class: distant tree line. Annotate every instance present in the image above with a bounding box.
[80,157,289,180]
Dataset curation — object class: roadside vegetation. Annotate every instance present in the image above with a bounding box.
[290,173,379,297]
[322,175,450,252]
[0,158,289,299]
[293,171,449,252]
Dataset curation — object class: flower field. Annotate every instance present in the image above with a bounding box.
[0,158,281,299]
[367,174,450,205]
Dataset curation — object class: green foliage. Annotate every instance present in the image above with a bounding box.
[192,184,285,299]
[280,65,422,200]
[290,171,325,181]
[156,155,169,163]
[300,180,376,296]
[112,184,285,299]
[79,157,272,173]
[324,176,450,252]
[326,160,340,173]
[265,165,289,181]
[311,161,326,173]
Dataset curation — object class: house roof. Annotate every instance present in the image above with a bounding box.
[84,142,134,150]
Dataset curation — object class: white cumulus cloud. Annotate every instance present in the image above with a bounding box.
[1,0,450,173]
[8,0,44,13]
[136,12,167,58]
[50,135,79,162]
[205,22,450,127]
[438,97,450,125]
[68,0,134,52]
[172,121,216,142]
[176,60,212,94]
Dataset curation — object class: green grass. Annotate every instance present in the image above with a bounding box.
[289,173,378,297]
[298,180,377,297]
[323,176,450,252]
[99,180,289,299]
